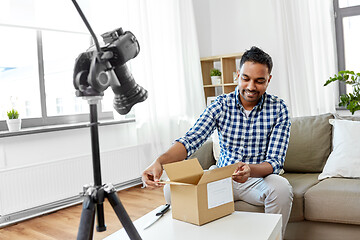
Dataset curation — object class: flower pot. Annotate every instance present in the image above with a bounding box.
[211,76,221,85]
[6,119,22,132]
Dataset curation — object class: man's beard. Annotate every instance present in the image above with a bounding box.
[241,89,260,102]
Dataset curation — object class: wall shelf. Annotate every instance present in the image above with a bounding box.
[200,53,243,103]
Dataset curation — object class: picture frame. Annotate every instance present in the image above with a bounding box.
[207,96,217,106]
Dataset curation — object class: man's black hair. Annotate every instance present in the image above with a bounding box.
[240,46,273,74]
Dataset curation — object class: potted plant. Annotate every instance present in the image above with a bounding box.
[6,109,21,132]
[210,68,221,85]
[324,70,360,115]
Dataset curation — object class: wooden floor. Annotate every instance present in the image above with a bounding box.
[0,185,165,240]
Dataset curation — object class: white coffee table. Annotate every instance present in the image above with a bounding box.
[104,206,282,240]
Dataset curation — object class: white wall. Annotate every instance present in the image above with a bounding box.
[0,122,154,218]
[193,0,279,57]
[0,123,140,169]
[192,0,291,104]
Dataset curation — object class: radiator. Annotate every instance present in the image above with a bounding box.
[0,145,142,226]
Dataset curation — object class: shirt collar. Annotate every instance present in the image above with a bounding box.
[235,86,266,111]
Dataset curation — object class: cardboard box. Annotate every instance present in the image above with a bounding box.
[163,158,237,225]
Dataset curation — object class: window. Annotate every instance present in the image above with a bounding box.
[338,0,360,8]
[0,25,128,131]
[334,0,360,96]
[0,26,41,120]
[41,30,91,117]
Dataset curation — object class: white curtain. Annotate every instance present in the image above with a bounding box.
[1,0,205,162]
[274,0,337,117]
[124,0,205,162]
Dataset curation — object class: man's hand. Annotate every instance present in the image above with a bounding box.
[142,160,164,189]
[232,162,251,183]
[142,142,188,188]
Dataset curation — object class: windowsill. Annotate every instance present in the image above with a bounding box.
[0,118,135,138]
[335,106,346,111]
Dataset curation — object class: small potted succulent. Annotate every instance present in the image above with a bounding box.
[210,68,221,85]
[6,109,21,132]
[324,70,360,115]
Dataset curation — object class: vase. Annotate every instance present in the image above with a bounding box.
[6,119,22,132]
[211,76,221,85]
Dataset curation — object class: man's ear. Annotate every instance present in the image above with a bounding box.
[268,75,272,83]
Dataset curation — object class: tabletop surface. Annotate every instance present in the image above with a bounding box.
[104,206,282,240]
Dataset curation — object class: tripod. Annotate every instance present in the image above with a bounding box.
[77,97,142,240]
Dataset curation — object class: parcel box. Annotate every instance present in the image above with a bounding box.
[163,158,237,225]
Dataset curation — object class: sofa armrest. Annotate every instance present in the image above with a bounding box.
[189,139,216,170]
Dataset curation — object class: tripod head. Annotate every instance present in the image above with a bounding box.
[73,26,148,115]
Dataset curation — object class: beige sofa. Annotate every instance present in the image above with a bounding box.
[190,113,360,240]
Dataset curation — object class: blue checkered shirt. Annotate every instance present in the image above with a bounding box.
[176,87,291,174]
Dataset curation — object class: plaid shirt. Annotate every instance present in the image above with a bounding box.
[176,87,291,174]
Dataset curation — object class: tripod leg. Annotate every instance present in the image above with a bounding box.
[77,194,96,240]
[106,188,142,240]
[96,203,107,232]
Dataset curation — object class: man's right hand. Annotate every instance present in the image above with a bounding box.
[142,142,188,188]
[142,160,164,189]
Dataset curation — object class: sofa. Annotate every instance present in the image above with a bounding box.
[190,113,360,240]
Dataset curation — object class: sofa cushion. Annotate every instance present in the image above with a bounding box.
[305,178,360,225]
[234,173,319,222]
[284,113,333,173]
[189,139,216,170]
[282,173,320,222]
[234,200,264,213]
[285,221,360,240]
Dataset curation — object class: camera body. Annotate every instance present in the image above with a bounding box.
[101,28,140,66]
[73,28,147,115]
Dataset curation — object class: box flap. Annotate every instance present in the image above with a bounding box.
[197,163,237,185]
[159,181,192,186]
[163,158,203,184]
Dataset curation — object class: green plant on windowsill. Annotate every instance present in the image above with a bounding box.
[324,70,360,115]
[210,68,221,77]
[6,109,21,132]
[7,109,19,119]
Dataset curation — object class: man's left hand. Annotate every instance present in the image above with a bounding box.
[232,162,251,183]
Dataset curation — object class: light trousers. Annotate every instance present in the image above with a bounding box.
[163,165,293,236]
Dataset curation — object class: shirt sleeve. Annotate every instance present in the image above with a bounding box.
[175,98,221,158]
[265,103,291,174]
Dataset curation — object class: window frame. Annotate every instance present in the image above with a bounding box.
[0,25,117,132]
[333,0,360,97]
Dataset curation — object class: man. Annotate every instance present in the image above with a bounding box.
[142,46,293,235]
